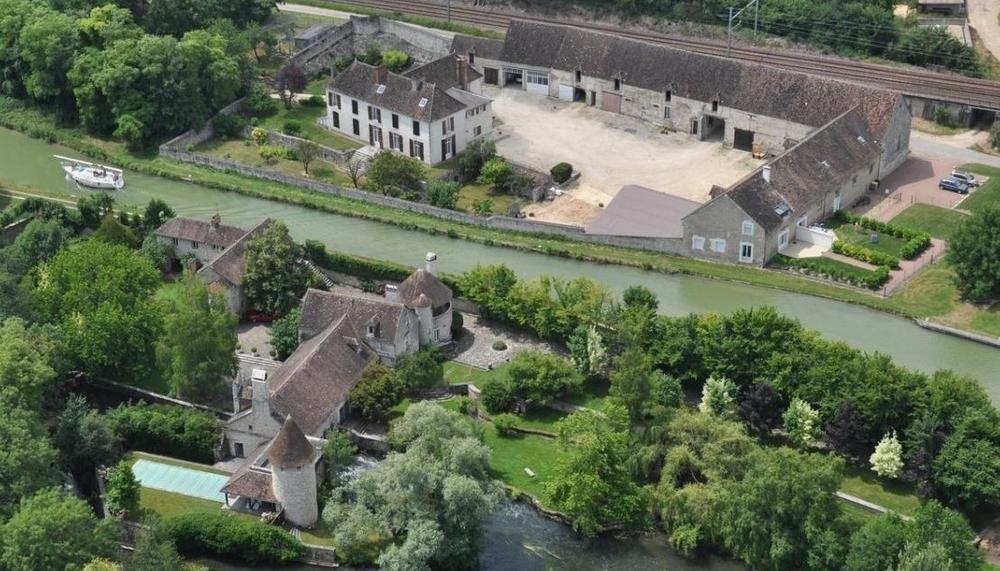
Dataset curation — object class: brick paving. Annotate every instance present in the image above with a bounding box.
[447,314,559,370]
[855,156,967,222]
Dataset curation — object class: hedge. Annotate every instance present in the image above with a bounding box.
[831,240,901,269]
[106,403,220,464]
[773,255,890,290]
[550,162,573,184]
[833,211,931,260]
[165,513,305,565]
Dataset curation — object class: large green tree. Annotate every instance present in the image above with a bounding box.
[505,350,582,407]
[32,239,162,382]
[156,272,238,401]
[243,221,310,316]
[0,218,71,276]
[0,317,59,410]
[609,347,654,421]
[55,394,122,473]
[0,407,61,519]
[949,206,1000,302]
[349,364,405,421]
[0,488,119,571]
[932,409,1000,510]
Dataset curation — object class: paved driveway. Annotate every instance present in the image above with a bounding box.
[855,157,966,221]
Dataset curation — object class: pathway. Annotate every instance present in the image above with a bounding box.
[910,134,1000,169]
[854,156,966,221]
[967,0,1000,61]
[822,251,878,270]
[276,2,358,22]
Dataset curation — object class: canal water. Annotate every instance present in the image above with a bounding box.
[1,127,997,401]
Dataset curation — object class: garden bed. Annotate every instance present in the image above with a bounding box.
[772,255,890,290]
[195,138,353,187]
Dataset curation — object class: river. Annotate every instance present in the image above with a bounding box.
[1,127,997,401]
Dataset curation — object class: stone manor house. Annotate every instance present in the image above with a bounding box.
[220,253,454,527]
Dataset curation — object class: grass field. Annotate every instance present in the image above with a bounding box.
[889,203,969,240]
[255,103,361,151]
[840,465,921,516]
[830,218,909,257]
[958,164,1000,213]
[195,138,353,187]
[456,183,520,216]
[480,422,563,499]
[892,258,1000,337]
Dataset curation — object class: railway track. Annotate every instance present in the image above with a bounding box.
[328,0,1000,109]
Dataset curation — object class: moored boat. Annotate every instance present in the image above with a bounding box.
[55,155,125,190]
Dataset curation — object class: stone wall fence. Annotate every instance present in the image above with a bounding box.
[245,126,355,167]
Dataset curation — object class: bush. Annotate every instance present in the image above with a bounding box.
[934,106,955,128]
[550,162,573,184]
[258,145,284,164]
[831,240,900,269]
[493,413,518,436]
[243,84,278,118]
[492,340,507,351]
[480,380,515,414]
[382,49,410,72]
[250,127,268,146]
[451,311,464,338]
[282,121,302,136]
[455,395,474,415]
[213,113,247,139]
[833,211,930,260]
[165,513,305,565]
[426,181,460,210]
[302,95,326,108]
[773,254,890,289]
[106,403,219,464]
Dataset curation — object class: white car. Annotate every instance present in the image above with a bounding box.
[950,170,979,187]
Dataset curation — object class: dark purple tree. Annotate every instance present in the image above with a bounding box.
[275,63,307,108]
[823,400,870,461]
[736,382,783,438]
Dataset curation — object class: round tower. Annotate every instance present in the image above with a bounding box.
[413,293,433,346]
[268,416,318,528]
[398,253,454,346]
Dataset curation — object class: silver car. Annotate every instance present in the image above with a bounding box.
[950,170,979,187]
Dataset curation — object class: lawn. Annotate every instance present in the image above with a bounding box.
[195,138,353,187]
[255,102,361,151]
[444,361,509,386]
[891,258,1000,337]
[563,377,612,411]
[889,203,969,240]
[295,518,336,547]
[456,182,520,216]
[840,465,921,517]
[304,76,330,96]
[481,422,564,500]
[957,163,1000,213]
[829,217,909,257]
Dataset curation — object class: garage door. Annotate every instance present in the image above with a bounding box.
[484,67,499,85]
[558,84,574,101]
[525,71,549,95]
[600,91,622,113]
[734,128,754,151]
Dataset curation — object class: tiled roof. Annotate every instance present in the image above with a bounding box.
[500,20,903,137]
[154,216,246,248]
[398,269,452,309]
[451,34,504,60]
[268,416,316,469]
[587,185,702,238]
[198,218,273,287]
[329,61,468,121]
[268,315,375,436]
[300,289,405,342]
[220,468,277,503]
[404,53,482,91]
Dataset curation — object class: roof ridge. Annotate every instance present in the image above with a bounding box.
[268,313,348,395]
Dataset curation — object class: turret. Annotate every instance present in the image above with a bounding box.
[268,416,318,528]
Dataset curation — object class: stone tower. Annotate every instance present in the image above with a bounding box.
[268,416,318,528]
[413,293,433,346]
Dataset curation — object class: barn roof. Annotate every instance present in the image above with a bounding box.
[299,289,406,342]
[404,53,482,91]
[154,216,246,248]
[451,34,505,60]
[198,218,272,287]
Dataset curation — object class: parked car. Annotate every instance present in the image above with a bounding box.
[246,311,277,323]
[939,177,970,194]
[950,170,979,187]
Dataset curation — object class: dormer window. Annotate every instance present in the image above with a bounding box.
[366,324,375,337]
[613,78,621,91]
[376,84,386,94]
[575,69,582,82]
[418,98,428,108]
[665,89,672,102]
[468,52,475,65]
[712,100,719,112]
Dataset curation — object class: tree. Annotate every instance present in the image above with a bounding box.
[458,139,496,180]
[0,218,71,276]
[19,9,79,111]
[276,63,307,107]
[141,198,175,233]
[949,206,1000,303]
[905,501,982,571]
[895,542,954,571]
[156,272,238,401]
[651,371,683,410]
[104,460,140,516]
[476,157,513,192]
[609,348,654,421]
[544,404,646,535]
[425,181,460,209]
[622,285,658,311]
[506,350,582,407]
[698,375,737,418]
[345,154,369,188]
[32,240,162,381]
[0,317,59,410]
[1,489,118,571]
[297,140,321,174]
[55,395,122,473]
[932,410,1000,510]
[845,513,909,571]
[84,559,121,571]
[270,306,301,360]
[0,274,31,321]
[700,305,803,387]
[243,221,310,316]
[737,382,783,438]
[824,400,871,461]
[479,379,516,414]
[77,5,141,49]
[364,150,425,197]
[783,398,820,447]
[567,324,608,378]
[471,198,494,216]
[902,412,944,498]
[78,193,116,229]
[0,407,61,519]
[139,234,174,272]
[322,428,356,488]
[93,215,139,248]
[870,431,904,479]
[129,518,182,571]
[923,370,993,431]
[349,364,405,421]
[393,347,443,389]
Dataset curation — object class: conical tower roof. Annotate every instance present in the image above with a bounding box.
[398,269,452,309]
[268,416,315,469]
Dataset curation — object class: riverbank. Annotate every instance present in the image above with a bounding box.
[0,99,997,340]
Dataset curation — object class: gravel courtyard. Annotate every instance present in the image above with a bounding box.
[489,87,760,226]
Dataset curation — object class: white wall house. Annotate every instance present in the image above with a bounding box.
[326,55,493,165]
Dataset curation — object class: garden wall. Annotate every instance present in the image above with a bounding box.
[247,127,354,166]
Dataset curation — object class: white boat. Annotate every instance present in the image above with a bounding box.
[55,155,125,190]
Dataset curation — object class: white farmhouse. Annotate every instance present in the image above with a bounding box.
[326,54,493,165]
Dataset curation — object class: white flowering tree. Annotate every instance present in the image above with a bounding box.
[870,431,904,479]
[783,398,820,447]
[698,376,737,418]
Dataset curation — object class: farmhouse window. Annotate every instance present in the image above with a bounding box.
[392,114,399,129]
[712,100,719,112]
[352,119,360,136]
[613,78,621,91]
[741,220,754,236]
[389,132,403,151]
[474,125,482,137]
[575,69,581,82]
[692,235,705,250]
[332,111,340,128]
[409,140,424,161]
[665,89,672,102]
[468,52,475,65]
[664,106,671,119]
[710,239,726,253]
[192,241,199,249]
[739,242,753,263]
[413,120,421,136]
[351,100,358,114]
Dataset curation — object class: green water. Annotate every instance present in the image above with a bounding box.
[2,127,997,401]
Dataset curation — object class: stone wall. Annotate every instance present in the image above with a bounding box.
[0,217,32,245]
[159,97,246,152]
[245,127,355,166]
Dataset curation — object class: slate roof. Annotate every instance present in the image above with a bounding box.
[154,216,246,248]
[220,468,277,503]
[587,185,701,238]
[268,416,317,469]
[198,218,273,287]
[714,106,882,231]
[268,315,376,436]
[398,269,452,309]
[404,53,482,91]
[329,61,468,121]
[451,34,504,60]
[500,20,903,138]
[300,289,406,342]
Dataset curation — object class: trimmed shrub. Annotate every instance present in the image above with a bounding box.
[833,211,931,260]
[302,95,326,108]
[493,413,518,436]
[492,340,507,351]
[258,145,284,164]
[213,113,247,139]
[773,255,890,289]
[480,380,515,414]
[165,513,305,565]
[382,49,410,72]
[831,240,900,269]
[451,311,464,338]
[282,121,302,136]
[106,403,219,464]
[550,162,573,184]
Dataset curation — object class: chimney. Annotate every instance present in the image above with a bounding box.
[456,55,469,90]
[211,213,221,228]
[762,165,772,184]
[373,65,386,85]
[384,283,399,303]
[425,252,438,276]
